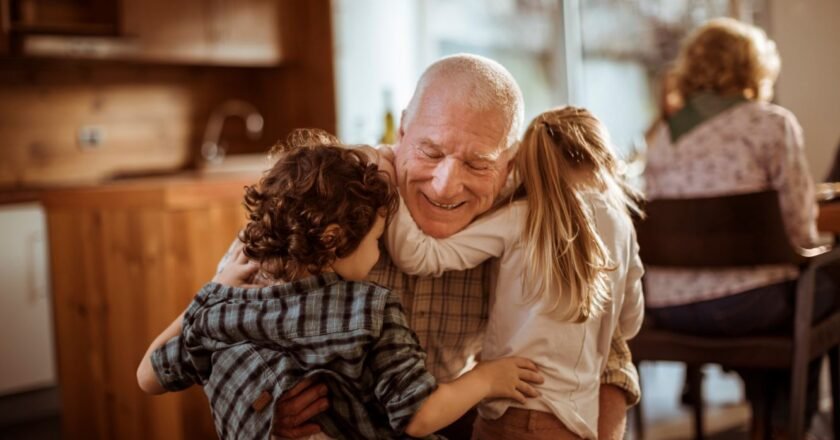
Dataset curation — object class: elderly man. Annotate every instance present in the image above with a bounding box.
[267,54,639,438]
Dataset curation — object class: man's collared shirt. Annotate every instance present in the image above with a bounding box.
[368,249,641,405]
[151,273,437,439]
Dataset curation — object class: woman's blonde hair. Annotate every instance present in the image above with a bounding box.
[516,106,641,322]
[673,17,780,101]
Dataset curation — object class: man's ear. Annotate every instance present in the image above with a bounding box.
[396,111,406,145]
[321,224,343,250]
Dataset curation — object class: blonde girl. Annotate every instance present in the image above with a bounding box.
[386,106,645,439]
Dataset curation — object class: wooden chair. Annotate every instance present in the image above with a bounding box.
[629,190,840,440]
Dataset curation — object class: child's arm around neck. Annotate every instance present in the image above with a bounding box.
[385,196,525,277]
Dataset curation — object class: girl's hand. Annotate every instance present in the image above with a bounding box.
[473,357,544,404]
[213,242,260,287]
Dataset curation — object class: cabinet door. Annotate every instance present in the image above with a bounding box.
[0,203,56,395]
[1,0,10,54]
[121,0,210,64]
[205,0,283,66]
[7,0,118,34]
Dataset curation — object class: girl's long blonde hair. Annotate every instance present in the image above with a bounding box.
[516,106,641,322]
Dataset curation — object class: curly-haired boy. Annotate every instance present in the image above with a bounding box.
[136,130,543,440]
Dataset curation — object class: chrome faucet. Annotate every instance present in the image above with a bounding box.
[201,100,265,164]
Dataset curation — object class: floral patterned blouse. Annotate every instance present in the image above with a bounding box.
[643,101,819,308]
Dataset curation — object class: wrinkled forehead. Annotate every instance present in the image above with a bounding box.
[408,101,511,155]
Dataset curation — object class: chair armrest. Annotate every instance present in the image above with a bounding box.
[793,246,840,354]
[802,245,840,269]
[797,244,833,259]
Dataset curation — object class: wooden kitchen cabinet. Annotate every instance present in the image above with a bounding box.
[120,0,212,65]
[12,0,286,65]
[40,173,254,440]
[1,0,9,54]
[205,0,284,66]
[109,0,284,66]
[6,0,119,35]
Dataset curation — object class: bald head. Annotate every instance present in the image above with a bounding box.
[403,54,524,150]
[394,55,525,238]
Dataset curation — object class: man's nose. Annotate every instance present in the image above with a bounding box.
[430,158,464,199]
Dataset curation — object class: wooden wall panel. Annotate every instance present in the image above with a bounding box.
[0,61,276,188]
[258,0,336,139]
[0,0,336,189]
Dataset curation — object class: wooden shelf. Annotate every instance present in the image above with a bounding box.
[10,21,117,35]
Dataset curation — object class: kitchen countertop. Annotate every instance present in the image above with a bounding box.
[0,188,43,206]
[0,170,262,208]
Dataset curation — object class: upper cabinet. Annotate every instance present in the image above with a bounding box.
[205,0,283,66]
[0,1,9,55]
[5,0,286,66]
[6,0,119,35]
[121,0,284,66]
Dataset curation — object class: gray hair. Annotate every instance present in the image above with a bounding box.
[403,54,525,151]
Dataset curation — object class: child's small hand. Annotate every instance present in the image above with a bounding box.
[473,357,544,404]
[213,242,260,287]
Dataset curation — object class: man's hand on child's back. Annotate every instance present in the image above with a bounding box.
[473,357,544,404]
[271,376,330,438]
[212,241,260,287]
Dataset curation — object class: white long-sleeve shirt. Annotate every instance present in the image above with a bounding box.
[385,191,644,439]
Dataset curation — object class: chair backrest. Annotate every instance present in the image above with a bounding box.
[636,190,804,267]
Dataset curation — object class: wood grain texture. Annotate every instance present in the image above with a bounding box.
[0,0,336,189]
[259,0,336,139]
[0,61,264,187]
[818,201,840,234]
[0,0,10,54]
[44,175,249,439]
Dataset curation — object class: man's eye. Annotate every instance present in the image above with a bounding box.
[466,162,491,171]
[420,147,443,159]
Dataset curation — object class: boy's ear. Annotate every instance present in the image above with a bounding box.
[321,224,343,250]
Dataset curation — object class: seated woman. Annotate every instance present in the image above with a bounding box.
[643,17,837,437]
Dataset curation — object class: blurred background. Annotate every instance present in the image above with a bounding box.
[0,0,837,439]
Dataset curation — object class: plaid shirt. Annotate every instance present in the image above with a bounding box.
[217,238,641,404]
[368,248,641,405]
[151,273,438,439]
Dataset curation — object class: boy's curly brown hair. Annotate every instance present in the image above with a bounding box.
[239,129,398,281]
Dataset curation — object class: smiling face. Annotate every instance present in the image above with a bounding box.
[393,89,513,238]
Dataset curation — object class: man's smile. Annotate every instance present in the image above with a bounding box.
[422,193,466,210]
